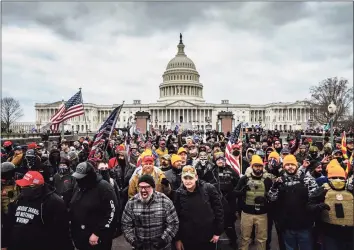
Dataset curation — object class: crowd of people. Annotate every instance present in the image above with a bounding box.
[1,128,353,250]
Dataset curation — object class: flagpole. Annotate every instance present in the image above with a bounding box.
[79,88,89,138]
[60,98,65,140]
[240,123,243,175]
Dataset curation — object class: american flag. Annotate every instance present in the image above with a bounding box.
[50,91,84,131]
[225,123,242,175]
[89,105,122,159]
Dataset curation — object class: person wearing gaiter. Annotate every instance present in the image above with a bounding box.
[70,161,119,250]
[8,171,73,250]
[53,157,76,207]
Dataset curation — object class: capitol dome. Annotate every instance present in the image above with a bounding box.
[158,34,204,103]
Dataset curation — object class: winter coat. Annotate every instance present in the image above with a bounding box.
[69,175,119,250]
[174,181,224,245]
[53,170,76,207]
[268,171,318,230]
[195,161,220,192]
[7,185,73,250]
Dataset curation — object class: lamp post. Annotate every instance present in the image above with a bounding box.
[328,101,337,149]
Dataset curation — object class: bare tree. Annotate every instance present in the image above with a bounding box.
[306,77,353,125]
[1,97,24,132]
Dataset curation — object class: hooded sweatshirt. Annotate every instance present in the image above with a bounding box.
[8,184,73,250]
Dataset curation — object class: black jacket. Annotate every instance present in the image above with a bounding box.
[174,181,224,244]
[53,170,76,207]
[7,185,73,250]
[195,161,220,192]
[69,175,119,250]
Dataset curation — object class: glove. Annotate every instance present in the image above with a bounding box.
[132,240,144,250]
[161,178,169,187]
[153,238,167,249]
[317,203,330,211]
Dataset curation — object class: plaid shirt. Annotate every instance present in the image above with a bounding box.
[122,191,179,249]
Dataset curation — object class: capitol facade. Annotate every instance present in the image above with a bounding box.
[35,35,316,133]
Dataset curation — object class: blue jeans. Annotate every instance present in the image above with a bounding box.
[283,229,313,250]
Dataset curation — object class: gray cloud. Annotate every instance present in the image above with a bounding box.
[2,2,353,121]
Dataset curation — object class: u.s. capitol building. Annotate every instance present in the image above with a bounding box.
[35,35,314,133]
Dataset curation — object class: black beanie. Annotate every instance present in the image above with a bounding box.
[138,175,155,188]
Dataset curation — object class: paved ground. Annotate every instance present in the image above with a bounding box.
[112,219,280,250]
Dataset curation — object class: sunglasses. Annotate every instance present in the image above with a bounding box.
[138,185,152,191]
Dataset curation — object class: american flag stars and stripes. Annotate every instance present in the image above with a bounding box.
[89,105,123,159]
[50,91,84,131]
[225,123,242,175]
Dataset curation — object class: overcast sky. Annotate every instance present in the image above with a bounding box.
[2,1,353,122]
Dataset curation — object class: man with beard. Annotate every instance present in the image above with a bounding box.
[273,139,283,154]
[296,145,308,165]
[160,154,172,172]
[8,171,73,250]
[268,155,319,250]
[128,155,170,198]
[53,157,76,207]
[128,143,140,166]
[332,150,348,172]
[195,151,220,191]
[165,154,183,198]
[70,161,118,250]
[235,155,273,250]
[122,175,179,250]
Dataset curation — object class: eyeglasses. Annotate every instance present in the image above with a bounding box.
[138,185,152,191]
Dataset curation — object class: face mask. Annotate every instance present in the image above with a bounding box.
[310,152,318,159]
[26,156,36,169]
[76,172,97,189]
[329,179,346,190]
[118,158,125,166]
[200,159,207,166]
[99,170,110,181]
[21,185,43,200]
[58,166,70,175]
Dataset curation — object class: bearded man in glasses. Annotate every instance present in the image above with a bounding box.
[122,175,179,250]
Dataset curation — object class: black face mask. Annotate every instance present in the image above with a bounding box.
[310,152,318,159]
[26,156,36,169]
[76,171,97,189]
[21,185,43,200]
[118,158,125,166]
[99,170,110,181]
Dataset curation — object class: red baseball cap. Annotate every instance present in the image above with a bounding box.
[142,155,154,164]
[115,145,125,152]
[27,142,38,150]
[16,171,44,187]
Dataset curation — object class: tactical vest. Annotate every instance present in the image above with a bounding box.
[322,183,354,226]
[1,184,19,214]
[219,169,233,193]
[245,174,266,206]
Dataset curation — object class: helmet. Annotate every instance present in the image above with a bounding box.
[3,141,12,147]
[1,162,15,173]
[309,146,319,153]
